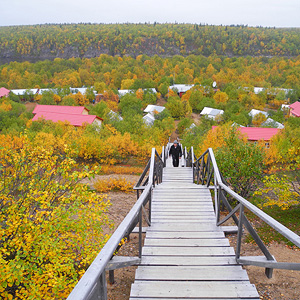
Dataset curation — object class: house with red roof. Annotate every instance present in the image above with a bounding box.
[238,127,280,148]
[32,105,103,127]
[212,126,280,148]
[33,104,89,115]
[0,87,10,98]
[289,101,300,117]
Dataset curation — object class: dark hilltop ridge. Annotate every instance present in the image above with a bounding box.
[0,23,299,63]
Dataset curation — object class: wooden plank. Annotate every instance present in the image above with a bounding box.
[145,231,225,239]
[152,198,212,202]
[147,223,221,232]
[151,207,215,212]
[140,255,237,266]
[150,215,214,220]
[151,203,214,207]
[221,226,239,234]
[105,256,140,271]
[131,227,148,233]
[151,219,216,223]
[142,246,235,256]
[144,238,230,247]
[151,211,215,218]
[134,266,249,281]
[130,298,259,300]
[130,281,259,298]
[151,211,216,216]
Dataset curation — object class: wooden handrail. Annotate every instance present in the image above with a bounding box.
[67,147,163,300]
[191,147,300,275]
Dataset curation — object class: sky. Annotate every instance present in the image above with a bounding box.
[1,0,300,28]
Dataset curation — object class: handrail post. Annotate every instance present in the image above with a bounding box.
[236,204,244,260]
[138,206,142,258]
[148,190,152,223]
[191,146,194,182]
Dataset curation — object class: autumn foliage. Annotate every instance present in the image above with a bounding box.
[0,135,112,299]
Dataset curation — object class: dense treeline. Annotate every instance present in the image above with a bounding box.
[0,23,299,63]
[1,54,300,92]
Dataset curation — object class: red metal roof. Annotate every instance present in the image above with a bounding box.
[0,87,10,98]
[238,127,280,141]
[32,112,102,127]
[290,101,300,117]
[32,104,89,115]
[212,126,280,141]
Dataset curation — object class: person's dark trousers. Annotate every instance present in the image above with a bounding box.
[172,155,179,167]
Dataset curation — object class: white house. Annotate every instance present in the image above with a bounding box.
[262,118,284,129]
[118,89,133,97]
[143,113,155,126]
[144,105,165,115]
[200,107,224,120]
[108,110,123,121]
[249,109,268,119]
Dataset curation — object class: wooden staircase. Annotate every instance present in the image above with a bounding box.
[130,159,259,299]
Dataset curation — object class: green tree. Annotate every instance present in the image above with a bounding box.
[119,94,143,117]
[215,127,265,198]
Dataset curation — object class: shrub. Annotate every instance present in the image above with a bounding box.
[0,135,112,299]
[94,177,135,193]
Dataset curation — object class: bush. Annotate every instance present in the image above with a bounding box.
[0,135,112,299]
[94,177,135,193]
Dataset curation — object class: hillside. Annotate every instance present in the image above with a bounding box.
[0,23,300,63]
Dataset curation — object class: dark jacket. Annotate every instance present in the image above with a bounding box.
[169,144,182,158]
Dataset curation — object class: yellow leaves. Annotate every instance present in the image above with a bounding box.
[136,88,144,100]
[121,78,134,89]
[255,174,300,210]
[94,176,134,193]
[213,91,229,104]
[0,100,12,112]
[0,136,113,299]
[252,112,267,126]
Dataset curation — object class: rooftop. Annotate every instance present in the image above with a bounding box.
[33,104,89,115]
[290,101,300,117]
[32,112,102,127]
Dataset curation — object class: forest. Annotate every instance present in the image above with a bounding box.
[0,23,300,300]
[0,23,300,63]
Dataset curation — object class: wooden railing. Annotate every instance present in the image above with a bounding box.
[188,147,300,278]
[67,147,165,300]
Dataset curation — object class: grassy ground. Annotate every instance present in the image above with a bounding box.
[245,205,300,247]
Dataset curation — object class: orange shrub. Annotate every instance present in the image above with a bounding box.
[94,177,135,193]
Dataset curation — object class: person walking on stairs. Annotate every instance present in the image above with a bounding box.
[169,140,182,167]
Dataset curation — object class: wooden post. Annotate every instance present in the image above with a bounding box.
[108,270,114,285]
[99,272,107,300]
[139,207,142,258]
[236,205,244,260]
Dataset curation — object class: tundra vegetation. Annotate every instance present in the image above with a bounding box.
[0,23,299,299]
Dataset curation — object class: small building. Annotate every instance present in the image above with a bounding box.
[238,127,280,148]
[262,118,284,129]
[108,110,123,121]
[169,84,194,97]
[32,112,103,127]
[212,126,280,148]
[33,104,89,115]
[0,87,10,98]
[200,107,224,120]
[118,89,133,97]
[32,105,102,127]
[289,101,300,117]
[143,113,155,126]
[248,109,268,119]
[144,105,165,115]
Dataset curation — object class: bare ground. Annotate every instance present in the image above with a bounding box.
[90,175,300,300]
